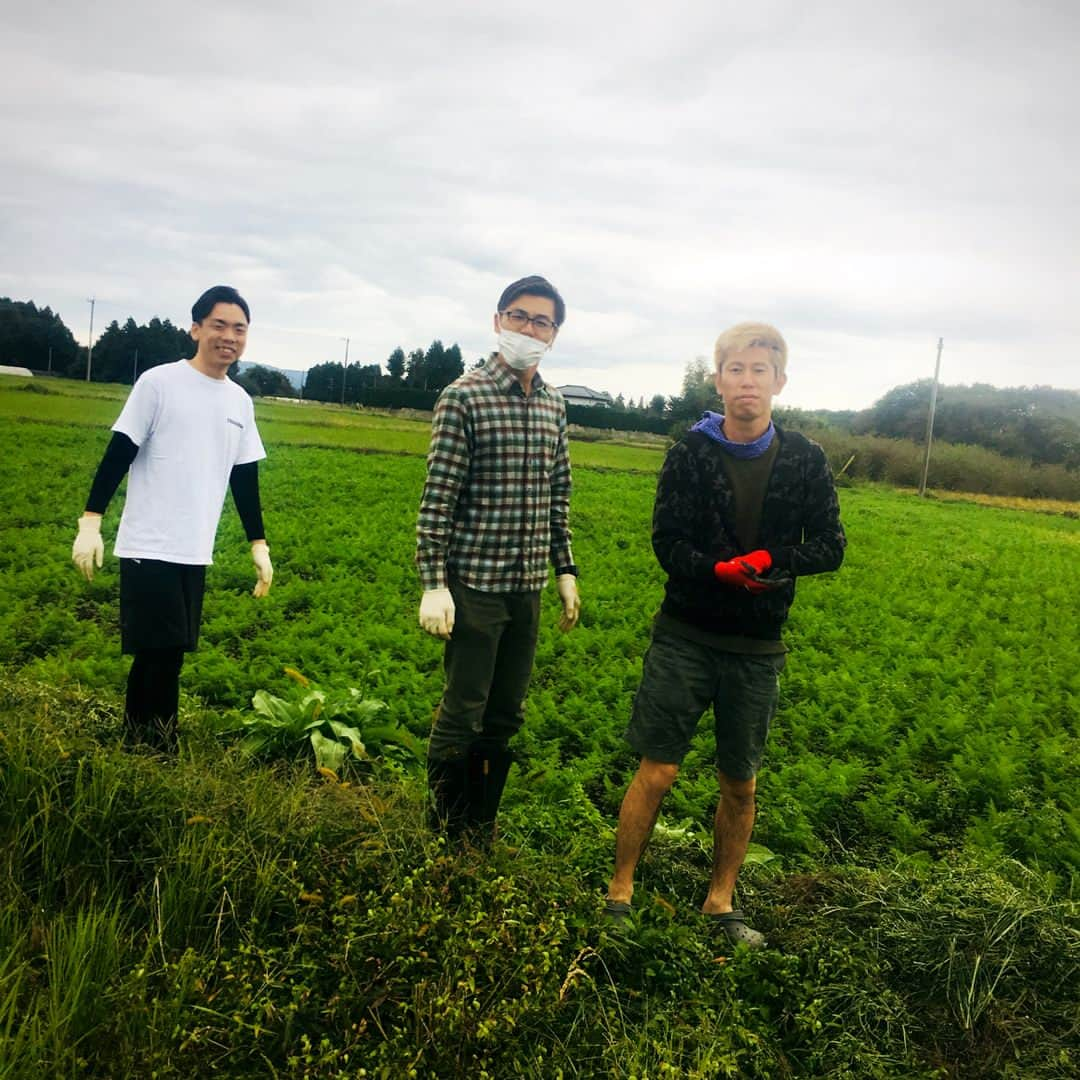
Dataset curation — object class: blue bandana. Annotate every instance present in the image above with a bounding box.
[690,412,776,459]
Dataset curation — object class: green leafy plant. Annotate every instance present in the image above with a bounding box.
[235,667,422,772]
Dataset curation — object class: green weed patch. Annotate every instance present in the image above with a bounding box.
[1,677,1077,1076]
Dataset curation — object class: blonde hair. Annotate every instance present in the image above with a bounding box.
[714,322,787,376]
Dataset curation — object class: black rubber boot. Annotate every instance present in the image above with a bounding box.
[427,756,470,838]
[123,708,179,753]
[124,649,183,753]
[466,740,514,846]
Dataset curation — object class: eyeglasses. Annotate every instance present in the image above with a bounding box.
[500,309,557,334]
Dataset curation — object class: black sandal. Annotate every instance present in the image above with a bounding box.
[603,899,632,923]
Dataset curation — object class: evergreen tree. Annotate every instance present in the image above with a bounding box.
[302,362,344,402]
[0,298,80,373]
[345,363,382,399]
[443,343,464,383]
[405,348,427,389]
[80,315,193,383]
[424,340,464,392]
[386,347,406,383]
[423,340,446,389]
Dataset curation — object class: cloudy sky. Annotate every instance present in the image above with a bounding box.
[2,0,1076,410]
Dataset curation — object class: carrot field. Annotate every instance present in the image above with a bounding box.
[1,374,1077,1078]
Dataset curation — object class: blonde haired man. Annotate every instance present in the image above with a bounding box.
[605,321,844,948]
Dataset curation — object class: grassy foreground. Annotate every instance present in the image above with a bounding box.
[2,677,1077,1079]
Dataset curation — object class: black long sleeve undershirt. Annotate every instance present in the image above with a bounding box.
[85,432,265,543]
[86,432,139,513]
[229,460,265,542]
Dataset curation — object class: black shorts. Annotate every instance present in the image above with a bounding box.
[624,620,786,779]
[119,558,206,654]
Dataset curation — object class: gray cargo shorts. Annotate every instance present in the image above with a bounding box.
[624,621,786,779]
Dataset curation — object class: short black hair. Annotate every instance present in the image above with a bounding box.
[192,285,250,324]
[497,275,565,327]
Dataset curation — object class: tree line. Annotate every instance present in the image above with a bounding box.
[0,298,88,376]
[294,340,468,403]
[235,340,470,404]
[0,298,472,402]
[0,297,731,422]
[3,297,1077,467]
[0,298,195,381]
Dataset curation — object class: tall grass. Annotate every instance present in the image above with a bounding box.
[813,428,1080,501]
[1,675,1077,1077]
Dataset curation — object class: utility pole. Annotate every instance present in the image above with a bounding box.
[84,297,96,381]
[341,337,350,405]
[918,338,945,497]
[132,348,139,384]
[47,346,52,374]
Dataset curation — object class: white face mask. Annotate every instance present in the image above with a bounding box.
[497,328,550,371]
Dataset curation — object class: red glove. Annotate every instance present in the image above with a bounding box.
[714,559,768,593]
[713,550,773,593]
[737,550,772,575]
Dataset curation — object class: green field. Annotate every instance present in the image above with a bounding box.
[2,376,1078,1077]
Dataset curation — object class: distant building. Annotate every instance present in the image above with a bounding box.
[558,384,613,408]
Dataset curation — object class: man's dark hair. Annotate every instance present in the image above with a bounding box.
[192,285,250,324]
[497,275,565,327]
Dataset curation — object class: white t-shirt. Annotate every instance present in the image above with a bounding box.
[112,360,266,565]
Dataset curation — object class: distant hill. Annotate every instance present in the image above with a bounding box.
[236,359,305,391]
[775,384,1079,469]
[851,382,1080,468]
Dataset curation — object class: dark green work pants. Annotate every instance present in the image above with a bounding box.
[427,577,541,762]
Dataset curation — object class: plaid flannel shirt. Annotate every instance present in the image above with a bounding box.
[416,356,575,593]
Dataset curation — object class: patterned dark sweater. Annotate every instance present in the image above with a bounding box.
[652,425,846,641]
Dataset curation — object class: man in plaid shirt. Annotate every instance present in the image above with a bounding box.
[417,275,581,841]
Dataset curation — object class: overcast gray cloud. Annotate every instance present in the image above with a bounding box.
[2,0,1077,409]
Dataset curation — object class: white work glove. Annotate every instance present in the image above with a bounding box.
[251,541,273,598]
[419,587,455,639]
[72,514,104,581]
[556,573,580,632]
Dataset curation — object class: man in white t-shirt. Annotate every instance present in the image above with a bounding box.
[71,285,273,751]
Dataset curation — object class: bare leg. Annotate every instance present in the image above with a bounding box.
[607,758,679,904]
[702,772,757,914]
